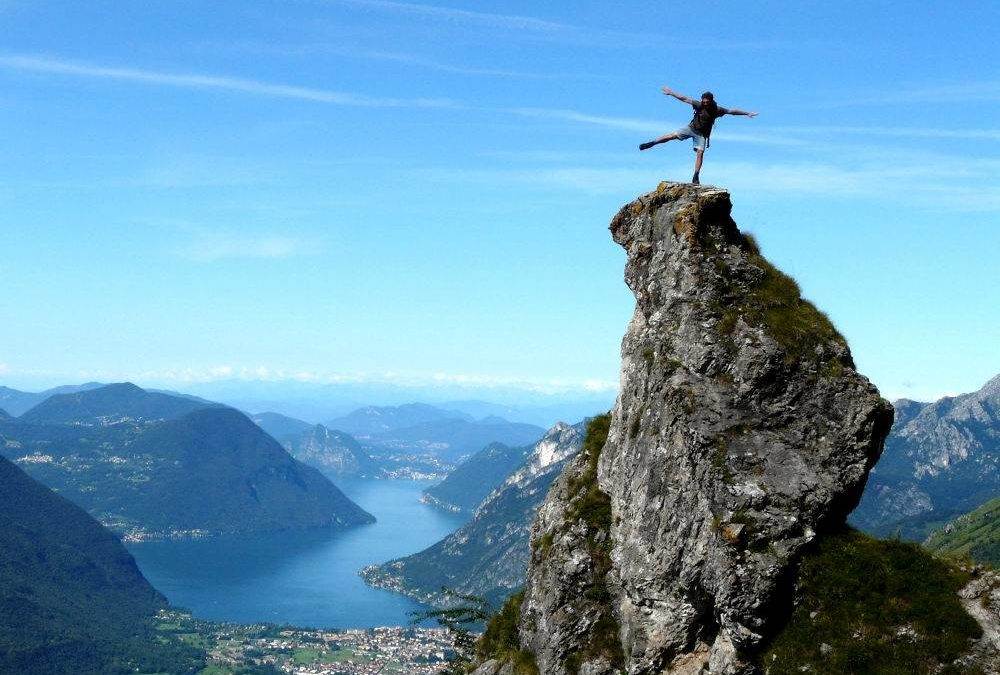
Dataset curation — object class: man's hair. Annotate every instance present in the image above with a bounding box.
[701,91,715,101]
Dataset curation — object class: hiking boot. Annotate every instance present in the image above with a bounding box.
[691,173,700,185]
[639,141,655,151]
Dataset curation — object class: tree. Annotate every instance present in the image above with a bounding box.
[410,588,492,674]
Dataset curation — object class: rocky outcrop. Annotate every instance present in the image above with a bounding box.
[957,569,1000,674]
[515,183,894,674]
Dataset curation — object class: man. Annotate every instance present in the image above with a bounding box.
[639,87,758,185]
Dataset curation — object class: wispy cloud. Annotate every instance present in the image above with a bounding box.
[314,46,597,79]
[812,81,1000,108]
[175,229,317,262]
[773,125,1000,141]
[331,0,652,50]
[224,40,594,79]
[330,0,809,50]
[509,107,663,134]
[8,364,619,395]
[509,107,811,147]
[509,107,1000,147]
[0,54,458,108]
[418,155,1000,211]
[332,0,570,33]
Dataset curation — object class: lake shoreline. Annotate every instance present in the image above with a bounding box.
[127,477,466,629]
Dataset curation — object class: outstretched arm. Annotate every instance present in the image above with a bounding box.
[661,86,696,105]
[725,107,758,117]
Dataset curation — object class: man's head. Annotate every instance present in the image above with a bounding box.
[701,91,715,105]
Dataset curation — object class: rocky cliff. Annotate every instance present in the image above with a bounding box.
[487,183,897,674]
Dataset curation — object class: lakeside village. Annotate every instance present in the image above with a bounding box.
[156,610,457,674]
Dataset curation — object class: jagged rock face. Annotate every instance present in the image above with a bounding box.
[958,570,1000,674]
[288,424,378,476]
[519,183,893,674]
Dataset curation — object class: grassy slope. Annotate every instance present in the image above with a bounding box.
[760,529,983,674]
[925,497,1000,567]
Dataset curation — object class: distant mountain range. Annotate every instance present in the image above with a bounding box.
[251,411,315,441]
[326,402,474,436]
[421,441,534,514]
[0,384,375,539]
[362,421,585,606]
[0,382,105,417]
[253,405,544,479]
[339,404,545,464]
[253,412,380,477]
[0,454,203,673]
[167,378,614,428]
[20,381,220,425]
[851,374,1000,539]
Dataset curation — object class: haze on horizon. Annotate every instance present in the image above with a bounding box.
[2,1,998,404]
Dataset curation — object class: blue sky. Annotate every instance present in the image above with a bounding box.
[1,1,998,403]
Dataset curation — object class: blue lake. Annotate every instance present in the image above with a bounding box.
[127,478,466,629]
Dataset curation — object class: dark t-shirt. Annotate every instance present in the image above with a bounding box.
[690,102,728,137]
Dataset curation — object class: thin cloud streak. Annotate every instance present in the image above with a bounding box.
[4,364,619,395]
[419,158,1000,211]
[508,107,811,147]
[238,41,592,79]
[331,0,812,50]
[175,229,316,262]
[332,0,570,32]
[0,54,458,108]
[775,125,1000,141]
[509,107,1000,146]
[320,47,599,80]
[811,81,1000,108]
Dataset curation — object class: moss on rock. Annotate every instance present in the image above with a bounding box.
[476,591,539,675]
[713,234,850,369]
[562,413,625,673]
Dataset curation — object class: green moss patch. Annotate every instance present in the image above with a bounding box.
[565,413,614,530]
[759,529,982,674]
[714,236,850,368]
[476,591,538,675]
[562,413,625,673]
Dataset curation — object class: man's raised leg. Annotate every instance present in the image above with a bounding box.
[639,132,679,151]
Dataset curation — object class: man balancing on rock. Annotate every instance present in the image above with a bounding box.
[639,86,758,185]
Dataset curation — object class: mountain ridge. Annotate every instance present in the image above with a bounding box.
[20,382,219,425]
[421,441,533,514]
[1,386,374,539]
[851,372,1000,539]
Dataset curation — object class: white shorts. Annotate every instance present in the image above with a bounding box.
[675,125,708,151]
